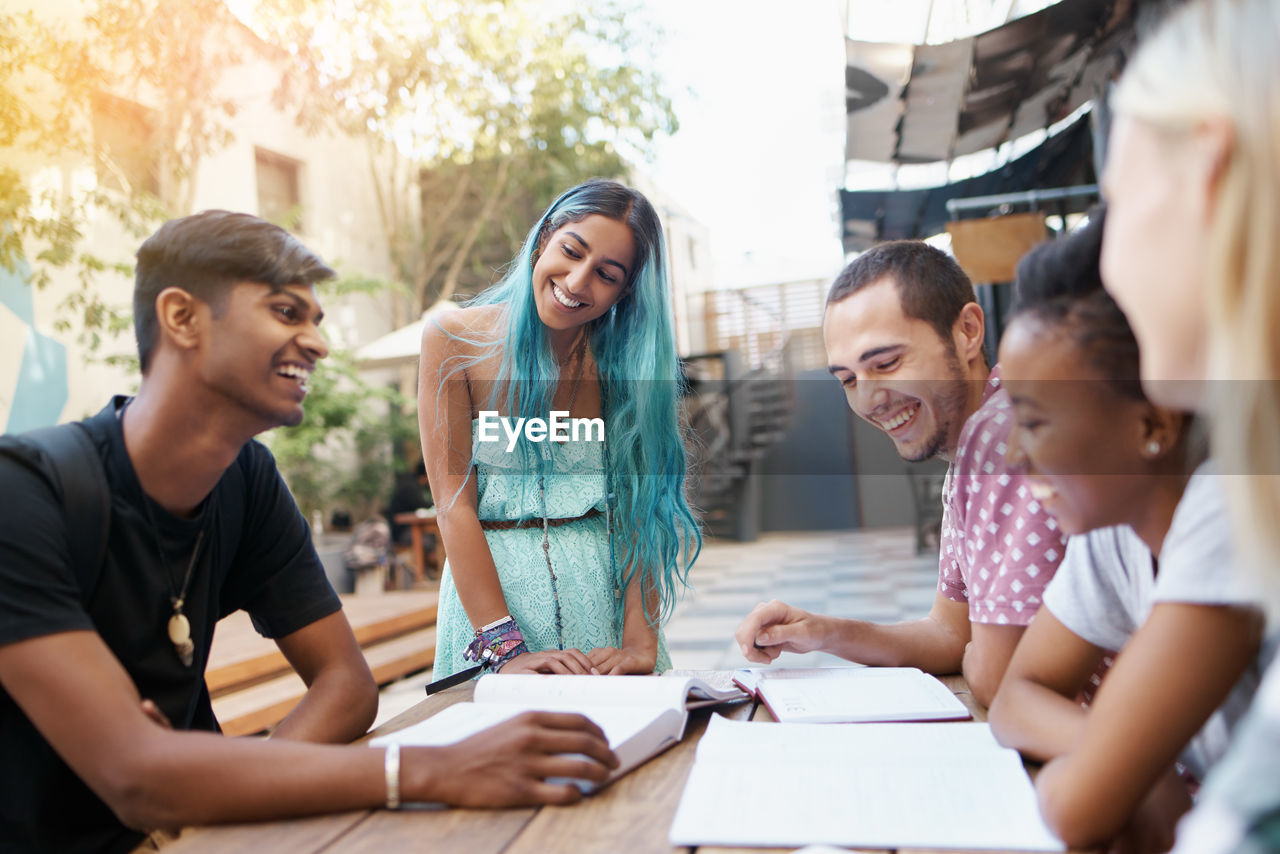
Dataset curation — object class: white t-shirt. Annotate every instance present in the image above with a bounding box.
[1044,524,1153,652]
[1155,463,1262,607]
[1042,465,1271,779]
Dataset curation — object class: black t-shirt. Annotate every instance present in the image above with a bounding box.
[0,398,341,854]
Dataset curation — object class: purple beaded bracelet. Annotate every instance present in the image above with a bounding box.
[463,616,529,672]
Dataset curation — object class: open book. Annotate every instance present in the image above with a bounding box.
[669,716,1063,851]
[733,666,971,723]
[369,673,747,790]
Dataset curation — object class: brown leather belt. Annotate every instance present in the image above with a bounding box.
[480,508,602,531]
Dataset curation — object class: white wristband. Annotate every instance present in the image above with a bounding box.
[384,743,401,810]
[476,614,514,633]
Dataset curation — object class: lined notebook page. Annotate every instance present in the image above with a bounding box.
[744,666,971,723]
[670,716,1064,851]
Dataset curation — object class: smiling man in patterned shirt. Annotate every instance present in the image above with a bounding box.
[735,241,1066,707]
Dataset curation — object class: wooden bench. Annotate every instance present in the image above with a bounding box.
[207,591,439,736]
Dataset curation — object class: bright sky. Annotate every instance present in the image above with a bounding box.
[638,0,1064,289]
[640,0,848,290]
[225,0,1063,292]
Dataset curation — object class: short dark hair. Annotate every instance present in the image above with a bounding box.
[1011,206,1144,401]
[827,240,976,343]
[133,210,335,373]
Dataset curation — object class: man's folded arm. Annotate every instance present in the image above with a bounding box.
[0,629,389,830]
[268,610,378,743]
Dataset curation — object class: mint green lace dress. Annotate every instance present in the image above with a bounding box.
[432,421,671,678]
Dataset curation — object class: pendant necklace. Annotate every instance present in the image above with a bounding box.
[119,402,205,667]
[164,529,204,667]
[538,332,592,650]
[144,502,207,668]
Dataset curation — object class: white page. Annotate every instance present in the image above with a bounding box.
[752,667,970,723]
[370,702,662,751]
[370,701,687,787]
[473,673,743,710]
[733,665,867,694]
[669,716,1064,851]
[472,674,683,711]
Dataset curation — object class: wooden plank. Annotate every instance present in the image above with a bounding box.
[213,672,307,736]
[161,812,372,854]
[325,805,536,854]
[345,597,438,646]
[366,628,437,686]
[206,592,438,695]
[945,212,1048,284]
[212,628,437,736]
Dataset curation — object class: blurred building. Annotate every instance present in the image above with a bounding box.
[621,174,715,358]
[1,0,405,431]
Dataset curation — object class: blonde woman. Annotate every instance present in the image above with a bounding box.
[1098,0,1280,851]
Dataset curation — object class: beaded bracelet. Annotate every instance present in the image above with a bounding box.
[463,615,529,672]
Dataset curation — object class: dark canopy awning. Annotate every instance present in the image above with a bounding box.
[844,0,1136,163]
[841,112,1097,252]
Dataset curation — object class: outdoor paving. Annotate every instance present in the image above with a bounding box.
[371,525,938,728]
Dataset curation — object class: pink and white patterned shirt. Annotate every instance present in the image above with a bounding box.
[938,366,1067,625]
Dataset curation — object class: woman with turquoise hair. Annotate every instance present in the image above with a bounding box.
[419,179,701,678]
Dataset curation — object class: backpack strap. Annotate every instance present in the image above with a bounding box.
[20,423,111,604]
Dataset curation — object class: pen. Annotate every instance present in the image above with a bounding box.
[425,663,483,695]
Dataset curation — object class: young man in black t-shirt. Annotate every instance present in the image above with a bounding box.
[0,211,615,853]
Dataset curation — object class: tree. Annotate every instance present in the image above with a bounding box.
[1,0,248,358]
[255,0,676,316]
[87,0,244,219]
[267,348,417,524]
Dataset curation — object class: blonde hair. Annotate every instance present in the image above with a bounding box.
[1113,0,1280,612]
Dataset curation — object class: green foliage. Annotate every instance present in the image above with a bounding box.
[327,270,410,302]
[88,0,243,215]
[4,0,677,502]
[262,273,417,522]
[254,0,677,308]
[266,348,417,524]
[1,0,245,355]
[5,0,677,354]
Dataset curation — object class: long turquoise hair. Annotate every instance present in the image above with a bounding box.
[446,179,701,623]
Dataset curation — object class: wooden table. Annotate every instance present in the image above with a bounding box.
[392,509,445,583]
[162,673,1061,854]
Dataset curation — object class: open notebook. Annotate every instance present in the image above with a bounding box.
[669,716,1064,851]
[370,673,747,790]
[733,665,971,723]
